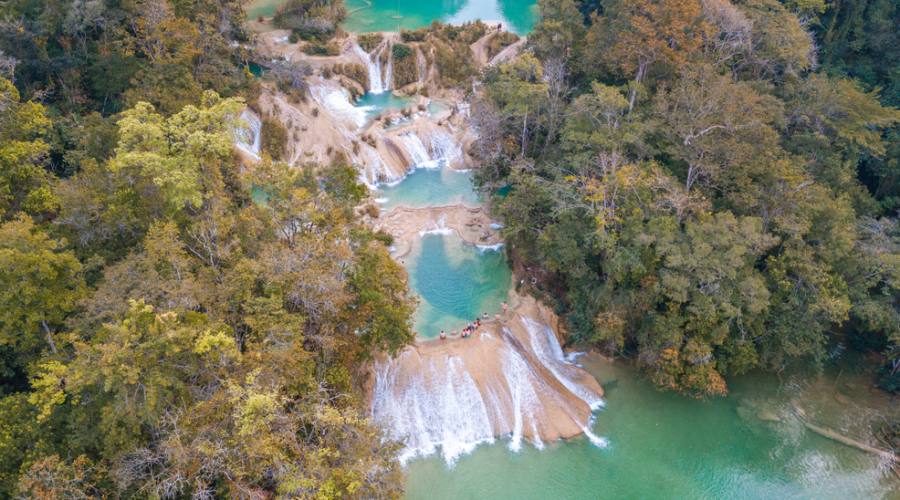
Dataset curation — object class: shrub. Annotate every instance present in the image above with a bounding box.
[261,118,288,160]
[358,33,383,52]
[392,43,413,59]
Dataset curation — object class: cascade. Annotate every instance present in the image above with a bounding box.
[418,215,451,236]
[500,345,543,453]
[370,310,606,466]
[372,353,495,465]
[383,43,394,91]
[352,43,385,94]
[400,132,437,168]
[310,84,368,128]
[429,130,463,164]
[234,109,262,159]
[416,48,428,84]
[523,318,606,411]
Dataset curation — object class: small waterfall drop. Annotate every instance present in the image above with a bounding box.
[310,84,368,128]
[400,132,437,168]
[234,109,262,159]
[419,215,451,236]
[352,43,385,94]
[416,48,428,84]
[500,346,543,452]
[524,318,606,411]
[372,353,495,465]
[429,130,463,164]
[383,43,394,91]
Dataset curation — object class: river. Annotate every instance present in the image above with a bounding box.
[242,4,899,495]
[246,0,539,35]
[373,114,897,499]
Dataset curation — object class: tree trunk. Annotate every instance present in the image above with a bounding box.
[41,320,58,354]
[521,107,529,157]
[628,60,648,113]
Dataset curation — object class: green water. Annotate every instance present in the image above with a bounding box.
[403,234,511,339]
[384,140,896,500]
[345,0,539,35]
[355,92,413,121]
[405,357,897,499]
[248,0,540,34]
[427,100,451,118]
[246,0,281,19]
[376,166,479,210]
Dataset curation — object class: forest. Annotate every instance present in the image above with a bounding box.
[0,0,896,496]
[474,0,900,398]
[0,0,412,496]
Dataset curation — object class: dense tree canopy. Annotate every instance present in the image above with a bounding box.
[0,0,898,494]
[475,0,900,397]
[0,78,411,496]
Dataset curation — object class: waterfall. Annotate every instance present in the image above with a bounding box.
[234,109,262,159]
[419,215,452,236]
[523,318,606,411]
[372,354,495,465]
[352,43,385,94]
[429,130,463,164]
[500,346,543,452]
[416,48,428,84]
[383,43,394,91]
[400,132,438,168]
[370,312,607,465]
[310,84,367,129]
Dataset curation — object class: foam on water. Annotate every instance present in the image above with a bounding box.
[523,317,606,411]
[476,243,504,252]
[310,85,368,128]
[372,353,495,465]
[352,43,386,94]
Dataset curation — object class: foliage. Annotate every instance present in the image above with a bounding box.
[261,117,288,160]
[0,216,84,369]
[0,88,411,496]
[477,0,900,397]
[273,0,346,40]
[0,78,54,219]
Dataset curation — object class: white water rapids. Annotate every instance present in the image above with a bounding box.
[352,42,393,94]
[370,311,607,466]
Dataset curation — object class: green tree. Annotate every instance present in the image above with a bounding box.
[585,0,709,110]
[0,216,83,363]
[0,78,56,218]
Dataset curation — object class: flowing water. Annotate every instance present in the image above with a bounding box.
[404,356,898,499]
[248,0,539,35]
[234,109,262,159]
[344,0,540,35]
[374,133,898,498]
[354,91,412,121]
[352,42,391,94]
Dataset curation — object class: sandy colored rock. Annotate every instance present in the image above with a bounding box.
[373,204,500,258]
[370,295,605,463]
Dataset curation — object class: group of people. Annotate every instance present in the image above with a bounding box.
[438,302,509,340]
